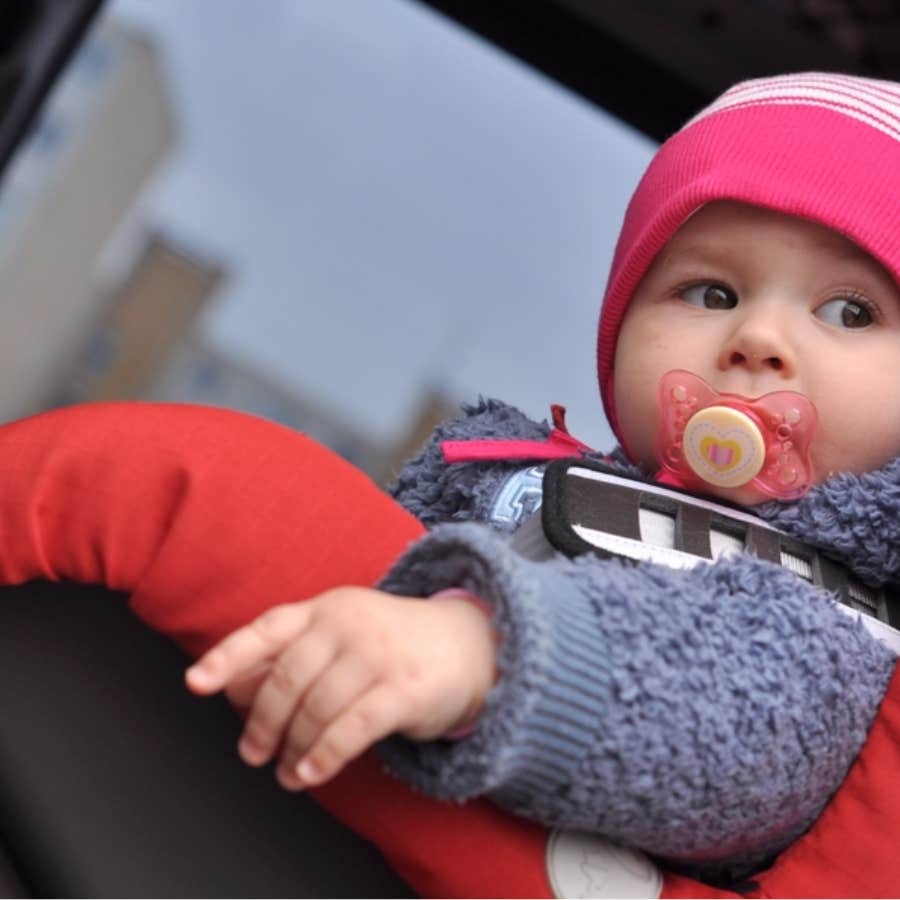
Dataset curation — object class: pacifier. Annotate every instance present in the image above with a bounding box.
[655,370,818,500]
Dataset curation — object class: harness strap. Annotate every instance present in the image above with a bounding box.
[517,459,900,653]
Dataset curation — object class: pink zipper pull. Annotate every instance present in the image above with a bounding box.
[550,404,593,453]
[441,405,594,464]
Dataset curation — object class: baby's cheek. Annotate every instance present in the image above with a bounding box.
[615,395,659,467]
[813,410,900,478]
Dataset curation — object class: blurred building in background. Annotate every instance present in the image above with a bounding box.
[151,336,382,474]
[50,232,223,405]
[56,228,386,476]
[0,18,438,480]
[0,21,173,423]
[374,388,460,485]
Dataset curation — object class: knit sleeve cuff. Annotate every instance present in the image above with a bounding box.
[377,522,612,803]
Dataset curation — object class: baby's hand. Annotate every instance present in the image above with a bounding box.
[185,586,497,790]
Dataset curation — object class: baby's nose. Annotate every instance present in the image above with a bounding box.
[718,313,797,377]
[726,348,785,371]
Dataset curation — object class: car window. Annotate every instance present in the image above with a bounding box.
[0,0,655,481]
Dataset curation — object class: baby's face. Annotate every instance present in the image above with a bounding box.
[613,201,900,505]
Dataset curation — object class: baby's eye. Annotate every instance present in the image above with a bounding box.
[679,283,737,310]
[815,297,875,329]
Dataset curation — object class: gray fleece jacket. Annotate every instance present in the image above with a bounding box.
[377,398,898,882]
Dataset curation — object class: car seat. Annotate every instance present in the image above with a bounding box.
[0,580,413,898]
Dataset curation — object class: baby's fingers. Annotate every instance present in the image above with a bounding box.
[274,654,374,783]
[186,602,313,694]
[289,685,407,789]
[223,662,270,711]
[239,631,338,767]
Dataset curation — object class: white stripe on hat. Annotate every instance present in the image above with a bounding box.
[718,75,900,121]
[703,75,900,125]
[720,72,900,107]
[683,72,900,142]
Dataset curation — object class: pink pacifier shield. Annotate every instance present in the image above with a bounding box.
[656,370,818,499]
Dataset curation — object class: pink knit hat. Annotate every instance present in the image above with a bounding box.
[598,72,900,441]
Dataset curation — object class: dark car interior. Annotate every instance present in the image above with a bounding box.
[0,1,895,896]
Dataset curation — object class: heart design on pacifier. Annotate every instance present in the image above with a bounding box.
[699,436,742,472]
[683,408,765,488]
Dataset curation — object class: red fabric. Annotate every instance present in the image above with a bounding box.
[0,401,897,898]
[0,401,424,654]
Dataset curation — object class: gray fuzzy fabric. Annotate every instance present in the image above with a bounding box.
[381,397,899,881]
[379,524,894,879]
[389,397,552,530]
[757,455,900,585]
[388,396,636,529]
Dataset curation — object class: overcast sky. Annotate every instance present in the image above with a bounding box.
[106,0,656,450]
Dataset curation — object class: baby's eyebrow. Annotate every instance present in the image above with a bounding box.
[658,244,734,269]
[818,240,873,263]
[825,242,900,292]
[669,239,878,272]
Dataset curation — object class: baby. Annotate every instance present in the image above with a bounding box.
[186,72,900,881]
